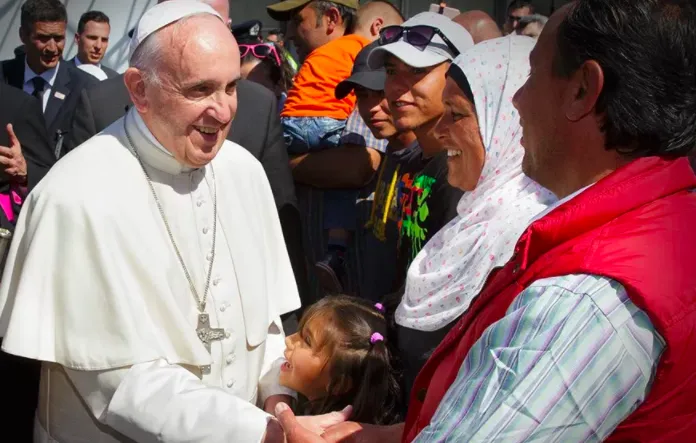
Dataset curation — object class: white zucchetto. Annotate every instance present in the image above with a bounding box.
[129,0,223,61]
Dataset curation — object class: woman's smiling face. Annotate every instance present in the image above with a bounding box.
[435,75,486,191]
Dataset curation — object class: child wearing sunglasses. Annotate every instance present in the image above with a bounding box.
[279,295,402,424]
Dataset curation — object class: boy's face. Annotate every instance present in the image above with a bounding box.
[356,86,398,140]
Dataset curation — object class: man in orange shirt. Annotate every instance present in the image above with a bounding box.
[268,0,403,292]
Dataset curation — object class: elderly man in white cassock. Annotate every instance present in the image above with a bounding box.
[0,1,337,442]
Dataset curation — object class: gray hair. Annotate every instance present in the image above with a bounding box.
[129,12,218,86]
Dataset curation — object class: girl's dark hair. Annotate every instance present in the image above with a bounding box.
[241,43,295,95]
[299,295,401,425]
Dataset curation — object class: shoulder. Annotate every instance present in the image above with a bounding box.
[0,82,33,108]
[215,139,264,172]
[516,274,636,324]
[102,65,119,78]
[31,126,138,205]
[237,78,274,109]
[63,61,98,88]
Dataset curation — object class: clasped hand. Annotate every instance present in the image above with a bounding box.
[268,402,365,442]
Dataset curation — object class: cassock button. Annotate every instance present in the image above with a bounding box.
[220,304,227,312]
[225,330,231,339]
[416,388,427,402]
[226,380,235,388]
[203,227,209,234]
[206,252,213,261]
[226,354,235,364]
[213,278,221,286]
[197,200,203,207]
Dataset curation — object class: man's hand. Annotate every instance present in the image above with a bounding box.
[0,124,27,184]
[274,402,353,442]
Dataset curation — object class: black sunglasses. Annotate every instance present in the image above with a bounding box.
[379,25,460,57]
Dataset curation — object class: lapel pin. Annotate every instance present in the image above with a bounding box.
[54,91,66,100]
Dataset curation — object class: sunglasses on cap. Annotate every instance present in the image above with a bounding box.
[378,25,460,57]
[239,43,282,67]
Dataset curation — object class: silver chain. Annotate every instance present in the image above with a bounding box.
[123,121,217,313]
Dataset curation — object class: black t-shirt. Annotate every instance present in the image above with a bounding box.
[358,142,464,302]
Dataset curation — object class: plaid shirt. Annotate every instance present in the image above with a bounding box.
[340,109,389,153]
[416,274,664,442]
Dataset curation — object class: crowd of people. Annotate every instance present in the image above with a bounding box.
[0,0,695,442]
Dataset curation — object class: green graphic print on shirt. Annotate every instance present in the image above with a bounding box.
[398,172,436,258]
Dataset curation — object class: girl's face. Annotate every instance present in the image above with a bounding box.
[280,317,332,400]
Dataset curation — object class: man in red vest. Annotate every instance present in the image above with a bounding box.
[275,0,696,441]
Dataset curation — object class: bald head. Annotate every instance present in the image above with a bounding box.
[453,10,502,44]
[355,0,405,39]
[158,0,230,24]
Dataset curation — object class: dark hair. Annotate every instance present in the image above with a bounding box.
[507,0,535,13]
[312,0,357,33]
[553,0,696,158]
[298,295,401,425]
[20,0,67,31]
[267,28,284,38]
[77,10,110,34]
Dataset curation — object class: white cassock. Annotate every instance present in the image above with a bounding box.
[0,109,301,442]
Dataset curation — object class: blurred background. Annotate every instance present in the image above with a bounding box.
[0,0,571,71]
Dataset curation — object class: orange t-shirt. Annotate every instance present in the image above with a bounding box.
[281,34,371,120]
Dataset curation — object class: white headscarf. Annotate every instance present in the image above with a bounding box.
[395,35,556,332]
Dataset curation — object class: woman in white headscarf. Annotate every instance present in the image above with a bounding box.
[393,35,556,400]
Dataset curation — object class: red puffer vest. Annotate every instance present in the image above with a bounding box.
[403,157,696,442]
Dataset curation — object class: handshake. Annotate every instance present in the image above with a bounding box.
[265,403,402,443]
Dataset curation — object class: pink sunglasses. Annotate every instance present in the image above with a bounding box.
[239,43,282,67]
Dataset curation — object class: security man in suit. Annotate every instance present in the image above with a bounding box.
[0,81,55,442]
[69,10,119,79]
[0,0,97,159]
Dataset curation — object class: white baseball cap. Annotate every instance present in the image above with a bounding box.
[129,0,223,61]
[368,12,474,69]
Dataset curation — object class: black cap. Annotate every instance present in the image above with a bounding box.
[335,41,386,100]
[232,20,263,44]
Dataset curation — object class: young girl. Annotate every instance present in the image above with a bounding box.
[279,295,402,425]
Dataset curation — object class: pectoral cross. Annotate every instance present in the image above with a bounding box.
[196,313,225,375]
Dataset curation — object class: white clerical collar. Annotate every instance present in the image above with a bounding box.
[24,59,59,88]
[74,56,101,69]
[530,183,594,223]
[127,109,197,175]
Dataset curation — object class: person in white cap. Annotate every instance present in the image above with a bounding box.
[0,1,324,441]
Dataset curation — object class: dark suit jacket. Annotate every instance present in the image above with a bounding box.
[0,83,56,443]
[0,56,97,157]
[0,83,55,193]
[70,75,311,307]
[68,56,119,79]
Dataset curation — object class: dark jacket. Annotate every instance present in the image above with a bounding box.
[0,82,55,193]
[0,56,97,157]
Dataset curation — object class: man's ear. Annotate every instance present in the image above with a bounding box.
[325,6,341,34]
[123,67,149,113]
[566,60,604,122]
[370,18,385,37]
